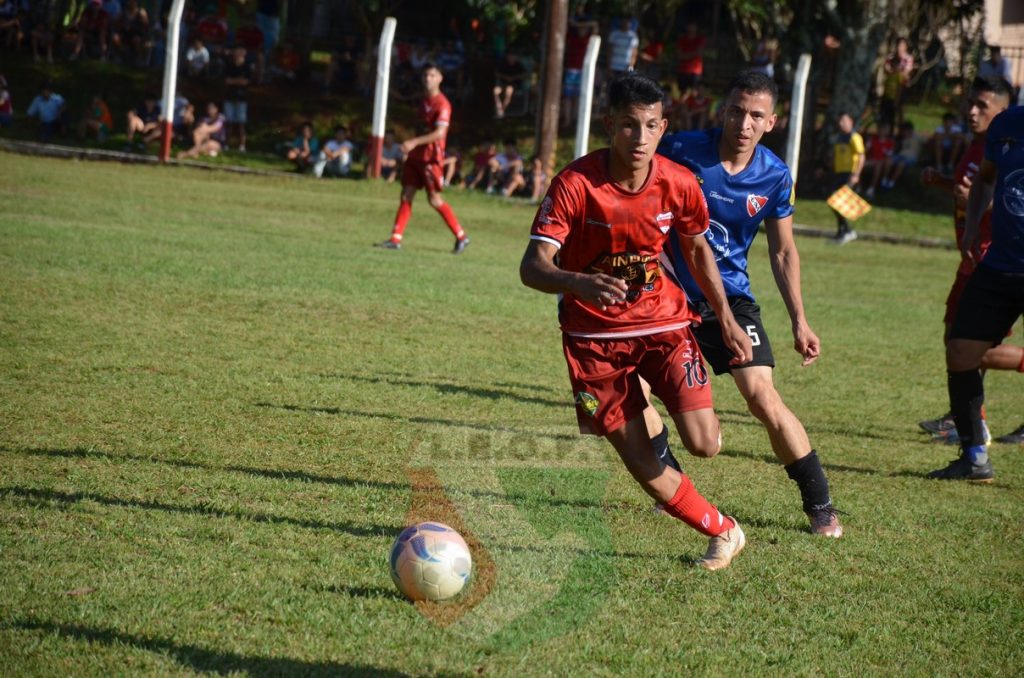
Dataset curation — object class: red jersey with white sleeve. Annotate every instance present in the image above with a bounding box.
[530,149,709,338]
[952,139,992,275]
[409,92,451,165]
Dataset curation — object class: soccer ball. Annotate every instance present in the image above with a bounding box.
[389,521,473,602]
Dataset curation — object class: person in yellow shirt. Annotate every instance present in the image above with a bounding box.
[830,112,865,244]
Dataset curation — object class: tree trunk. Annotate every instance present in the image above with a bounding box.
[823,0,889,124]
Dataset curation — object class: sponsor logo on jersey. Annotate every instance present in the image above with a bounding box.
[586,251,661,301]
[585,218,612,228]
[709,190,734,203]
[704,219,730,261]
[747,193,768,217]
[575,392,599,416]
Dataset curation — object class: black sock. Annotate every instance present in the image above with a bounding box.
[651,426,681,472]
[948,369,986,448]
[785,450,832,513]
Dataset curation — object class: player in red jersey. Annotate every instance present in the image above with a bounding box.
[520,74,753,570]
[376,63,470,254]
[918,76,1022,444]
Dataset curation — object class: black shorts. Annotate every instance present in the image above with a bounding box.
[949,264,1024,343]
[691,297,775,375]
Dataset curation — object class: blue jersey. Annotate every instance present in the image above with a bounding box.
[658,128,794,302]
[982,107,1024,273]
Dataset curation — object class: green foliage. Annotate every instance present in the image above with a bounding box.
[1,153,1022,675]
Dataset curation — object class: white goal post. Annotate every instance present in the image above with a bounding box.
[366,17,398,179]
[158,0,188,162]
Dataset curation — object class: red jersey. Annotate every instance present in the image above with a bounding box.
[867,134,895,161]
[952,139,992,274]
[530,150,708,338]
[675,35,705,75]
[565,30,590,70]
[409,92,451,165]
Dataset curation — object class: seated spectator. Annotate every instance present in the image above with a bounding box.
[125,95,161,149]
[78,94,113,142]
[70,0,110,61]
[929,112,964,174]
[464,140,497,190]
[0,0,22,51]
[26,82,66,141]
[504,154,547,201]
[671,84,711,131]
[185,37,210,78]
[29,0,58,63]
[172,95,195,142]
[314,125,353,178]
[378,129,404,182]
[112,0,150,66]
[493,52,527,119]
[442,143,462,187]
[864,121,896,199]
[486,138,523,195]
[0,75,12,128]
[177,102,226,159]
[286,122,319,173]
[881,120,922,190]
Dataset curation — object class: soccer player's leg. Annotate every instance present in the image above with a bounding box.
[638,379,681,473]
[379,173,419,248]
[423,164,469,253]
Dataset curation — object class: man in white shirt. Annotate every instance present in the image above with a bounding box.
[315,125,354,178]
[606,17,639,77]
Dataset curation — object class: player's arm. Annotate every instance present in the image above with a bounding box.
[519,240,627,311]
[766,215,820,366]
[401,125,447,155]
[962,157,997,266]
[677,235,753,365]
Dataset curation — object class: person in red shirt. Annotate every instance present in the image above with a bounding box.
[674,21,706,91]
[863,121,895,199]
[376,63,470,254]
[917,76,1022,444]
[520,74,752,571]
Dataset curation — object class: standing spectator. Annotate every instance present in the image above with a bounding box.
[375,63,470,253]
[636,30,665,81]
[125,95,161,149]
[606,17,639,78]
[102,0,122,23]
[377,129,404,183]
[0,75,12,129]
[326,34,362,94]
[436,39,465,98]
[29,0,58,63]
[930,112,964,174]
[978,45,1011,83]
[864,122,896,199]
[828,112,865,244]
[314,125,353,178]
[561,10,598,129]
[78,94,113,142]
[0,0,21,51]
[882,120,923,189]
[674,21,706,91]
[286,122,319,173]
[178,102,227,159]
[750,38,777,78]
[185,37,210,78]
[492,51,527,119]
[70,0,109,61]
[879,37,914,128]
[223,46,254,152]
[255,0,280,66]
[26,82,65,142]
[112,0,150,66]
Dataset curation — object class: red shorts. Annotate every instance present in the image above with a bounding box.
[562,327,713,436]
[944,270,971,325]
[402,158,444,193]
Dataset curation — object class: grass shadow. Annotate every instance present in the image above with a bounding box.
[317,372,566,408]
[8,619,428,677]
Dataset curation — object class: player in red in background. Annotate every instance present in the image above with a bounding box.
[376,63,470,254]
[519,74,753,570]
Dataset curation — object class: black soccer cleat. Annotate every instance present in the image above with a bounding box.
[374,239,401,250]
[995,423,1024,445]
[919,412,955,434]
[927,454,994,483]
[453,236,470,254]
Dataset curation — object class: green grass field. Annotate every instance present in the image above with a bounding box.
[2,151,1022,676]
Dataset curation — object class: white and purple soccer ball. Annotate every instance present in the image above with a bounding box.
[389,521,472,601]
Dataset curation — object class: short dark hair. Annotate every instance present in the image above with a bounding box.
[727,69,778,105]
[970,75,1012,100]
[422,61,441,73]
[608,74,664,113]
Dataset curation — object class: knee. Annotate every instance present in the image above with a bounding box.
[687,427,722,458]
[744,387,783,425]
[428,195,445,209]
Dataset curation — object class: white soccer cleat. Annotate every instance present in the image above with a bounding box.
[696,518,746,571]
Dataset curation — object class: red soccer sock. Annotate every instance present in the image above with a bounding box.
[390,201,412,241]
[662,473,734,537]
[434,202,465,240]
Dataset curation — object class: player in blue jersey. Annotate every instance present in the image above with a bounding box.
[642,70,843,536]
[929,105,1024,481]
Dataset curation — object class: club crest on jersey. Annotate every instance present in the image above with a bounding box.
[575,392,599,416]
[747,194,768,217]
[656,211,673,233]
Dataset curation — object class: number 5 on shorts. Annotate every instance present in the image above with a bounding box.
[745,324,761,347]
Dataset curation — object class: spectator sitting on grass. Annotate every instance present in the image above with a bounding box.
[125,95,161,149]
[172,95,195,143]
[485,138,523,194]
[464,140,497,190]
[930,112,964,174]
[378,129,404,182]
[442,143,461,187]
[881,120,923,190]
[314,125,353,178]
[177,102,226,159]
[26,81,66,142]
[286,122,319,173]
[78,94,113,142]
[0,75,12,128]
[864,121,896,199]
[503,154,547,201]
